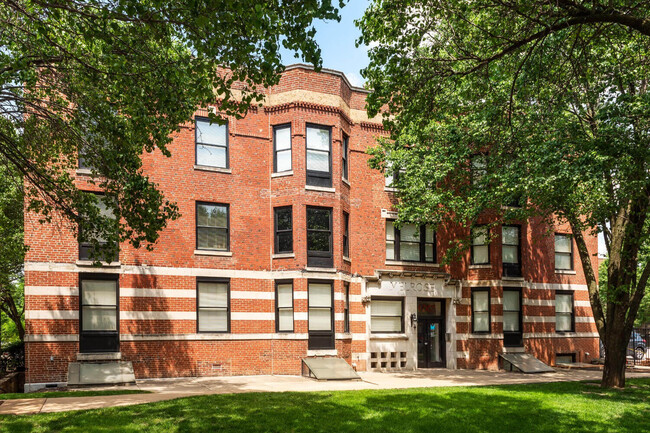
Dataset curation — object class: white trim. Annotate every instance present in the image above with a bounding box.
[525,316,555,323]
[304,267,337,273]
[272,253,295,259]
[271,170,293,178]
[456,351,470,359]
[342,178,351,187]
[120,288,195,298]
[194,250,233,257]
[384,261,440,268]
[307,349,338,356]
[305,185,335,193]
[25,334,79,342]
[231,291,275,300]
[231,312,275,321]
[468,264,492,269]
[120,333,309,341]
[529,282,588,291]
[523,298,554,306]
[76,260,121,268]
[26,310,78,320]
[524,332,599,338]
[193,165,232,174]
[555,270,577,275]
[369,333,408,340]
[575,300,592,307]
[575,316,596,323]
[24,286,79,296]
[121,311,195,321]
[24,262,365,282]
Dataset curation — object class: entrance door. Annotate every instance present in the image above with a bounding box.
[79,274,119,353]
[417,299,446,368]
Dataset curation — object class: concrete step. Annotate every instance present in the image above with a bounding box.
[67,361,135,386]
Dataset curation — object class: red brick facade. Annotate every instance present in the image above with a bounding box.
[24,65,599,388]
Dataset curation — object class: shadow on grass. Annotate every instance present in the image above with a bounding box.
[1,379,649,433]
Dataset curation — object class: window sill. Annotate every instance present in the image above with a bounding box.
[76,260,121,268]
[343,256,351,263]
[469,264,492,269]
[385,261,440,268]
[502,276,525,281]
[384,187,398,193]
[369,333,408,340]
[194,164,231,174]
[272,253,295,259]
[555,269,576,275]
[307,349,338,356]
[342,178,351,187]
[194,249,232,257]
[76,169,93,176]
[271,170,293,178]
[304,267,337,273]
[305,185,335,193]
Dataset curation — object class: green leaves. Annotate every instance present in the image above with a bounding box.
[0,0,344,257]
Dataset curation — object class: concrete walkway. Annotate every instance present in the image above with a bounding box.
[2,369,650,416]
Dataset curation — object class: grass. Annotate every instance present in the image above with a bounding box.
[0,389,148,400]
[0,379,649,432]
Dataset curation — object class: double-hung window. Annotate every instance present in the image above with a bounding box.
[555,291,574,332]
[555,234,573,270]
[471,288,490,333]
[502,225,521,277]
[196,202,229,251]
[79,274,119,353]
[342,134,349,181]
[503,288,522,347]
[195,117,228,168]
[308,281,334,349]
[197,278,230,333]
[273,124,292,173]
[385,221,435,263]
[343,211,350,258]
[471,226,490,265]
[370,298,404,333]
[79,193,118,262]
[276,281,294,332]
[306,124,332,187]
[471,154,487,186]
[307,206,333,267]
[274,206,293,254]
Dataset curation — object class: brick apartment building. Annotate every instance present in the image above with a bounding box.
[23,64,600,390]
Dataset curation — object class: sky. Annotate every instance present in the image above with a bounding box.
[280,0,371,87]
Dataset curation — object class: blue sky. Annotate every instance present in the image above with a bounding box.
[280,0,371,87]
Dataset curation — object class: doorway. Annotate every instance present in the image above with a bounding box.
[417,299,446,368]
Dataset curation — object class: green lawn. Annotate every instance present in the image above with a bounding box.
[1,379,649,432]
[0,389,148,400]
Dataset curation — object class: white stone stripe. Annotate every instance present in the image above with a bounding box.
[231,291,275,300]
[25,334,79,342]
[25,333,367,343]
[461,280,588,291]
[529,282,588,291]
[455,315,502,323]
[121,311,195,320]
[525,332,599,338]
[523,316,595,323]
[26,310,78,320]
[230,312,275,321]
[523,299,554,306]
[575,301,592,307]
[25,261,364,282]
[120,288,196,298]
[24,286,79,296]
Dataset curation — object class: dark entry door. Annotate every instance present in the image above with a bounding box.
[418,318,445,368]
[79,274,119,353]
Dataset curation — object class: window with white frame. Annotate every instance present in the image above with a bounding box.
[195,117,228,168]
[273,124,292,173]
[306,125,332,187]
[370,298,404,333]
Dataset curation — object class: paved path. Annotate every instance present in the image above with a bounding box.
[2,369,650,416]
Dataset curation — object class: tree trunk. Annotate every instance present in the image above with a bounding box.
[601,327,629,388]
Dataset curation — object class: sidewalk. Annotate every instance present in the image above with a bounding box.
[2,369,650,416]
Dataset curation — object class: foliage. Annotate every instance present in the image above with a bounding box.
[0,340,23,374]
[0,0,345,259]
[1,379,650,432]
[359,0,650,387]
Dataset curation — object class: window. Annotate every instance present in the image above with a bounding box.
[370,298,404,333]
[197,278,230,332]
[555,234,573,270]
[471,288,490,333]
[274,206,292,254]
[78,147,92,170]
[276,281,294,332]
[196,202,229,251]
[308,282,333,332]
[307,207,333,267]
[343,211,350,258]
[555,353,576,364]
[385,221,435,263]
[342,134,349,181]
[503,289,522,347]
[471,154,487,185]
[502,225,521,277]
[306,124,332,187]
[471,226,490,265]
[344,282,350,333]
[79,274,119,353]
[79,194,118,262]
[384,162,403,188]
[273,124,292,173]
[195,117,228,168]
[555,291,574,332]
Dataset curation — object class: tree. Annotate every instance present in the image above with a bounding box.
[0,0,344,259]
[0,164,25,342]
[358,0,650,387]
